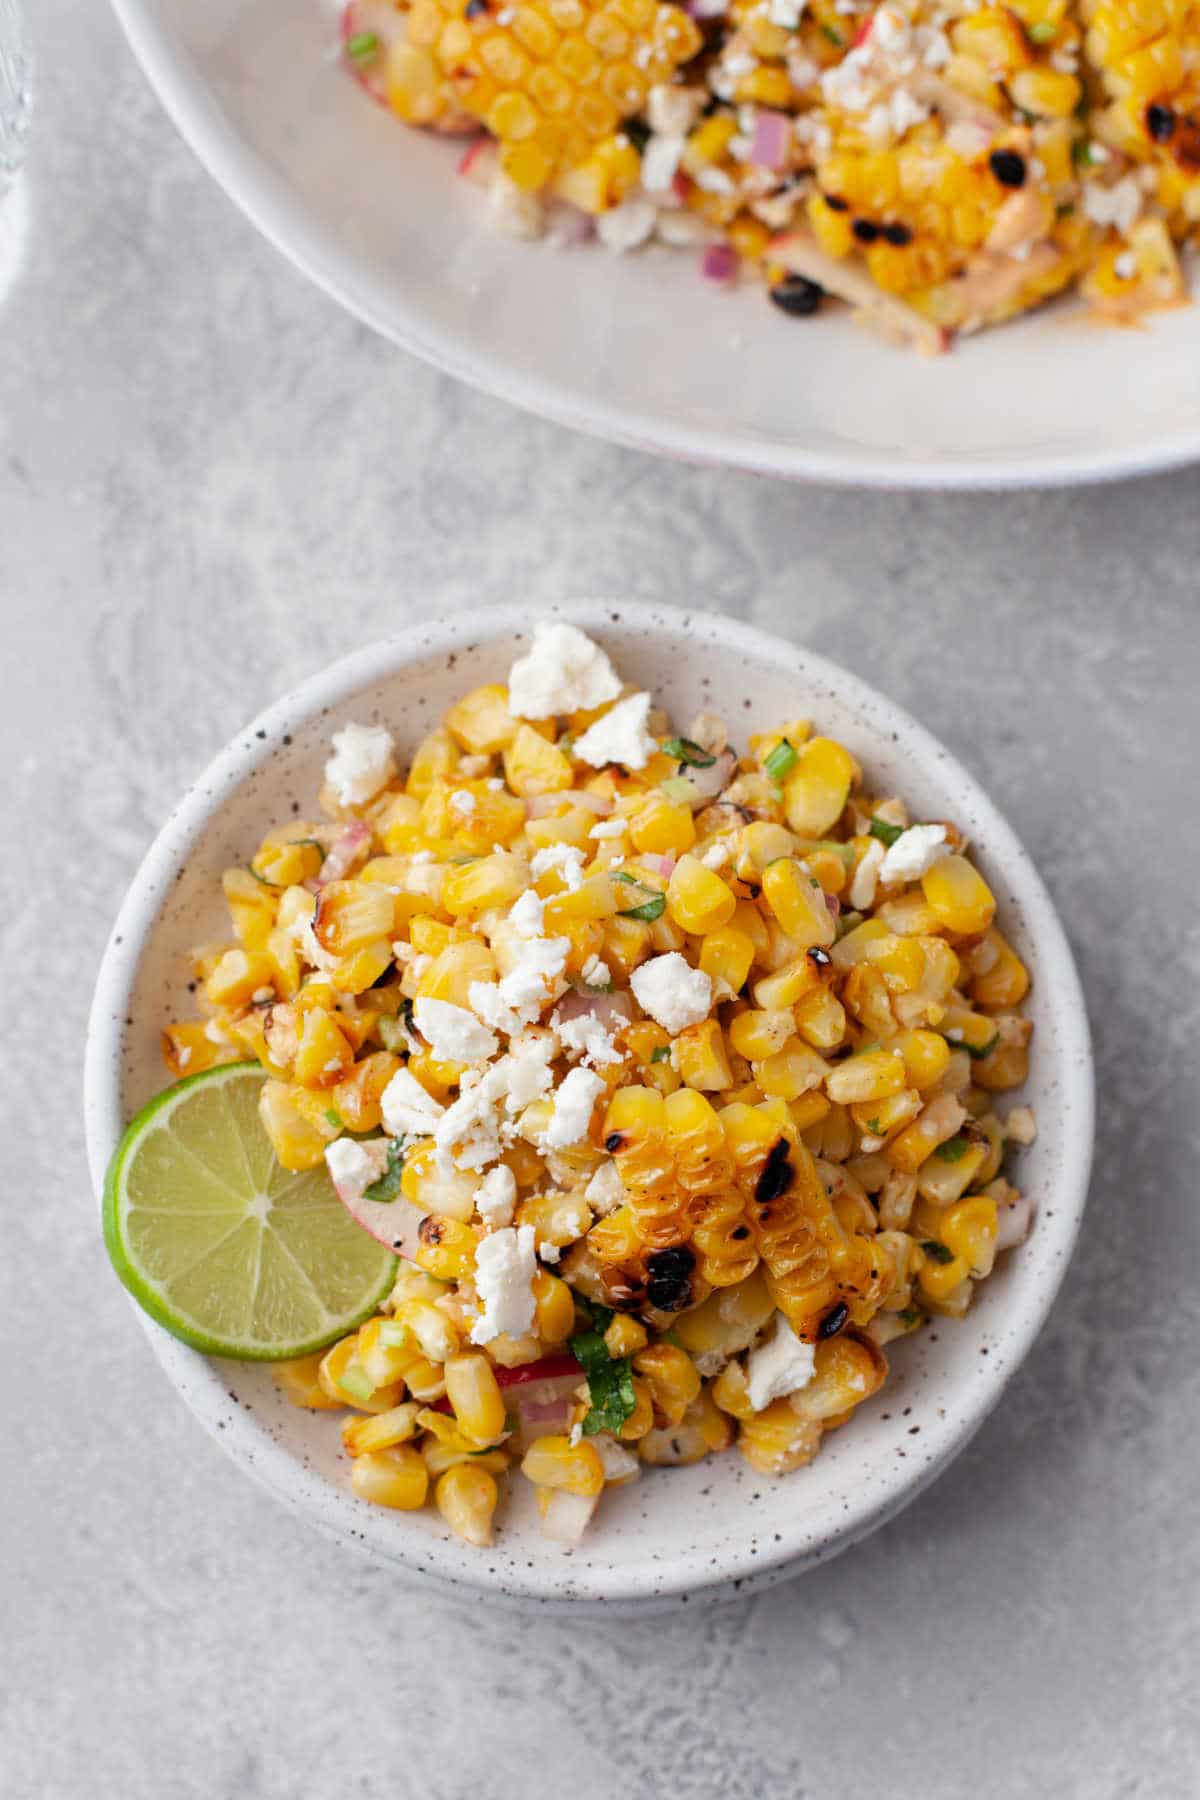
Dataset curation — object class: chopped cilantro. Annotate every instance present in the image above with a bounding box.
[613,870,667,922]
[1028,19,1056,41]
[868,818,904,848]
[650,1044,672,1064]
[821,21,844,44]
[324,1108,343,1130]
[659,775,696,805]
[936,1135,970,1163]
[569,1326,635,1436]
[964,1032,1000,1062]
[897,1307,922,1327]
[921,1240,956,1265]
[586,1302,615,1336]
[557,732,575,756]
[362,1137,406,1204]
[346,30,380,62]
[662,736,717,769]
[246,863,283,888]
[866,1118,883,1135]
[763,739,799,782]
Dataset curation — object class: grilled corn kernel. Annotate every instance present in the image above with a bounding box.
[342,1401,422,1456]
[675,1018,734,1091]
[273,1351,344,1411]
[825,1049,908,1106]
[415,1214,479,1281]
[699,924,756,997]
[351,1444,430,1510]
[521,1434,606,1496]
[666,855,737,934]
[604,1312,649,1356]
[782,738,858,836]
[436,1462,500,1545]
[920,855,996,936]
[444,1352,507,1445]
[633,1343,702,1425]
[761,858,838,948]
[631,791,696,855]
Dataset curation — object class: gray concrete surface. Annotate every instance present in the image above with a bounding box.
[2,3,1198,1796]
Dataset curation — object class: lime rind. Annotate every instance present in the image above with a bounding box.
[103,1062,397,1360]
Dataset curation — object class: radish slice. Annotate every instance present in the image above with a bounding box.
[701,244,738,284]
[554,988,635,1030]
[318,819,371,885]
[538,1489,599,1545]
[749,110,791,171]
[330,1174,427,1261]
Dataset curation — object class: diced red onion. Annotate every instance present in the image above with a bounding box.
[996,1195,1033,1252]
[750,110,792,171]
[521,1396,573,1425]
[538,1489,599,1546]
[456,137,494,184]
[686,0,728,16]
[318,820,371,884]
[825,891,841,917]
[642,852,677,880]
[701,244,738,284]
[555,988,636,1029]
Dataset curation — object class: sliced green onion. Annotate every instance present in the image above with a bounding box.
[339,1365,376,1402]
[378,1321,411,1349]
[246,863,282,889]
[613,870,667,922]
[661,736,716,769]
[650,1044,672,1064]
[964,1032,1000,1062]
[920,1240,956,1265]
[763,739,798,782]
[324,1108,343,1129]
[935,1135,970,1163]
[868,818,904,848]
[346,30,380,62]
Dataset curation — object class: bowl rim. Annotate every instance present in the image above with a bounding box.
[85,600,1095,1608]
[108,0,1200,493]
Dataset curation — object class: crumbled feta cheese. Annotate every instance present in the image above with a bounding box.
[768,0,805,25]
[251,986,274,1004]
[487,173,544,241]
[1114,250,1137,280]
[821,46,876,113]
[694,166,736,195]
[580,954,611,989]
[700,841,731,871]
[746,1317,817,1411]
[508,887,545,938]
[584,1159,627,1216]
[471,932,571,1036]
[500,1031,558,1111]
[543,1067,606,1148]
[849,838,885,910]
[486,776,505,792]
[324,722,396,807]
[436,1069,506,1172]
[592,1433,641,1483]
[916,24,950,68]
[507,622,621,720]
[589,816,628,839]
[380,1068,446,1138]
[631,953,712,1035]
[1004,1106,1037,1146]
[879,823,949,885]
[177,1046,192,1069]
[449,788,477,816]
[647,83,705,137]
[530,843,586,891]
[1082,176,1142,236]
[596,197,657,253]
[554,1007,625,1070]
[413,997,497,1064]
[325,1135,390,1201]
[475,1162,517,1229]
[470,1224,538,1344]
[641,134,685,193]
[574,692,658,771]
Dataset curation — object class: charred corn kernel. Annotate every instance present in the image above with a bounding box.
[342,1401,421,1456]
[939,1196,999,1278]
[617,1376,655,1441]
[736,820,799,878]
[407,726,459,796]
[793,1335,887,1422]
[941,1003,1002,1056]
[971,930,1030,1009]
[313,881,395,957]
[864,931,926,991]
[699,924,755,997]
[676,1018,734,1091]
[162,1020,228,1078]
[273,1352,344,1410]
[631,791,696,855]
[807,847,849,897]
[916,1137,988,1206]
[917,1244,972,1303]
[633,1343,702,1425]
[685,112,737,168]
[789,1089,832,1133]
[318,1335,403,1412]
[921,855,996,936]
[417,938,498,1005]
[440,853,526,919]
[752,954,827,1011]
[825,1049,907,1106]
[849,1087,922,1143]
[622,1019,680,1092]
[894,1029,951,1091]
[782,738,857,837]
[258,1078,329,1171]
[394,1298,461,1364]
[793,987,847,1052]
[222,868,276,950]
[604,1313,649,1356]
[292,1008,355,1088]
[973,1036,1030,1092]
[756,1040,830,1101]
[711,1358,755,1421]
[436,1462,499,1546]
[444,1353,507,1444]
[666,854,736,934]
[503,723,574,796]
[601,913,653,980]
[761,858,838,948]
[875,890,942,936]
[951,5,1030,70]
[376,792,423,853]
[415,1214,479,1281]
[830,917,890,970]
[446,683,518,754]
[888,1093,967,1173]
[1008,64,1080,115]
[204,948,275,1010]
[351,1444,429,1510]
[528,1269,574,1344]
[738,1401,822,1474]
[542,872,620,930]
[730,1008,794,1061]
[520,1434,605,1496]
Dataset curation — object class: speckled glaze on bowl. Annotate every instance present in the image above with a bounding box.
[85,603,1093,1613]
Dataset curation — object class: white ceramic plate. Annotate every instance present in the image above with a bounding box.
[109,0,1200,489]
[85,602,1093,1611]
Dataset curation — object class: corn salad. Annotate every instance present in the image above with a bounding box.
[340,0,1199,350]
[167,621,1037,1545]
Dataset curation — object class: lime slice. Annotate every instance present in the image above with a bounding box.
[103,1062,397,1359]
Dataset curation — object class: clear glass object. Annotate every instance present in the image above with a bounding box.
[0,0,32,199]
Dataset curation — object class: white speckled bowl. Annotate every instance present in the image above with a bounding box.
[85,603,1093,1611]
[109,0,1200,488]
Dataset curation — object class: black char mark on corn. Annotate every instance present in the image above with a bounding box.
[645,1245,696,1312]
[755,1137,794,1208]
